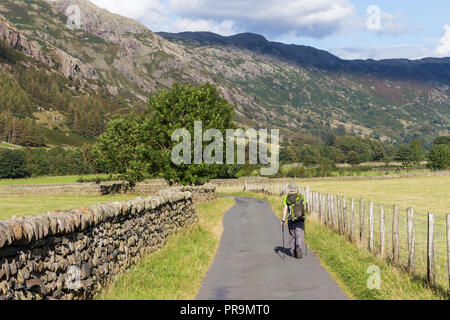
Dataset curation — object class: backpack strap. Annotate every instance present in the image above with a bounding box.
[286,193,304,205]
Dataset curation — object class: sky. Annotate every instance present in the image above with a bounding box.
[89,0,450,60]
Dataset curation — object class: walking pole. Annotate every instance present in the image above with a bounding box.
[282,224,286,260]
[304,223,308,256]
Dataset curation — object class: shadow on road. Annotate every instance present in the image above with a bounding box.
[274,246,292,260]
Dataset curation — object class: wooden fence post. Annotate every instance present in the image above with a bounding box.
[322,193,326,224]
[393,205,400,265]
[327,194,331,227]
[337,196,341,234]
[360,199,366,245]
[315,193,318,214]
[407,208,415,274]
[343,196,347,235]
[380,205,385,257]
[427,213,436,286]
[339,196,344,234]
[447,214,450,290]
[369,201,374,253]
[328,194,332,228]
[331,195,336,229]
[350,198,355,240]
[318,193,322,222]
[314,192,317,214]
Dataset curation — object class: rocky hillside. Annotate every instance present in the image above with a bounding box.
[0,0,448,147]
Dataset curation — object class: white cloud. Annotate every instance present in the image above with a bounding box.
[89,0,167,21]
[168,0,356,38]
[332,45,435,60]
[89,0,237,35]
[377,11,409,36]
[171,19,237,35]
[88,0,357,37]
[435,24,450,57]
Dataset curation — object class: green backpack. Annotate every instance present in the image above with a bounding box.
[286,193,306,222]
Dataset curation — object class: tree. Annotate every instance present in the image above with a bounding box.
[0,149,30,178]
[410,138,425,166]
[145,83,235,185]
[427,144,450,171]
[93,114,159,185]
[26,148,50,177]
[347,151,361,166]
[298,147,321,165]
[395,146,413,168]
[433,136,450,146]
[93,83,236,185]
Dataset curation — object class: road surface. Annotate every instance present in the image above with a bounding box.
[196,196,348,300]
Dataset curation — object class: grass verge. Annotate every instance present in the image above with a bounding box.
[97,197,236,300]
[221,192,446,300]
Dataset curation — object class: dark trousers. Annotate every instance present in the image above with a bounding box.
[288,220,305,256]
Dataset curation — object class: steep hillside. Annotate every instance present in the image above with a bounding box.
[160,31,450,83]
[159,31,450,145]
[0,0,448,148]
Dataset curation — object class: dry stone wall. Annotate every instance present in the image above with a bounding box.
[210,170,450,186]
[0,186,216,300]
[0,179,169,197]
[172,184,217,202]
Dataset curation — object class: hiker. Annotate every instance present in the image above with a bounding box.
[281,182,307,259]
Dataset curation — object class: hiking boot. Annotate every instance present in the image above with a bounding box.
[295,247,303,259]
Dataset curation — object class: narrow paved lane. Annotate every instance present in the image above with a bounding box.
[196,197,348,300]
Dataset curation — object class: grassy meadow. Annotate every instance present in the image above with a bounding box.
[295,175,449,216]
[0,174,114,185]
[0,194,141,220]
[98,197,236,300]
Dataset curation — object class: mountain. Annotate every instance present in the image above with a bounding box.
[159,31,450,83]
[0,0,449,148]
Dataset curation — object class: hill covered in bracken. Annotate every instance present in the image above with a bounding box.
[0,0,448,147]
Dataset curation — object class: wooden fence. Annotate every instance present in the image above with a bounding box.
[217,182,450,292]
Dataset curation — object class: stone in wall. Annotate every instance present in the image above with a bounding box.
[168,184,217,203]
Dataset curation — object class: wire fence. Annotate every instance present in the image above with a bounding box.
[218,182,450,293]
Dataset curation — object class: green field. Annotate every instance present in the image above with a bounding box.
[98,197,235,300]
[0,174,113,186]
[288,175,449,216]
[0,194,140,220]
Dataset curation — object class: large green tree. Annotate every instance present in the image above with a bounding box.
[395,145,414,168]
[93,114,160,184]
[93,83,236,185]
[409,138,425,166]
[144,83,235,185]
[427,143,450,171]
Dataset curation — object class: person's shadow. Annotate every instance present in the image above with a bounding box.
[274,246,292,260]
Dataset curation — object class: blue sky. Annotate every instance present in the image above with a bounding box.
[90,0,450,60]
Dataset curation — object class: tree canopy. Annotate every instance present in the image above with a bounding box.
[93,83,237,185]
